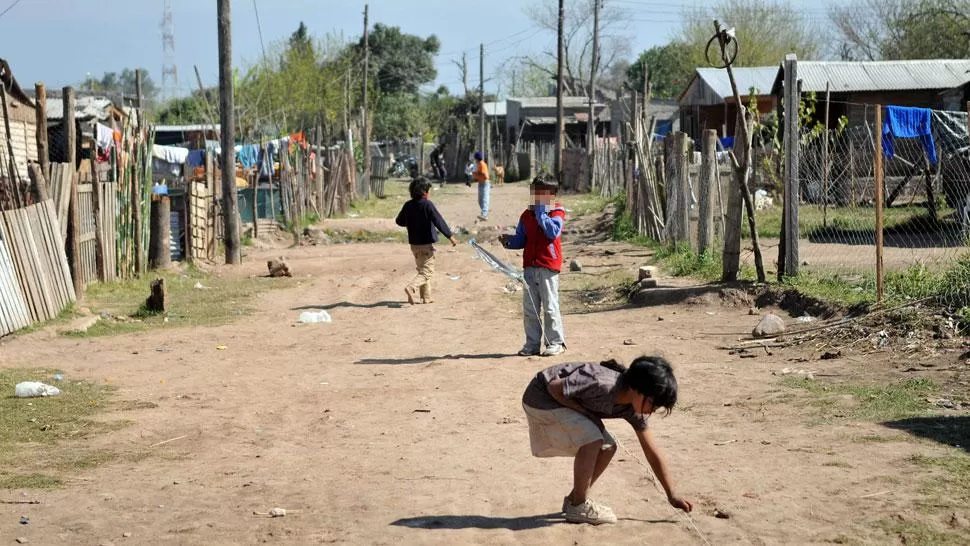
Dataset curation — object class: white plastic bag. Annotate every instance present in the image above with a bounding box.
[15,381,61,398]
[299,310,332,324]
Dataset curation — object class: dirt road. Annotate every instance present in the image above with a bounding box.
[1,182,965,545]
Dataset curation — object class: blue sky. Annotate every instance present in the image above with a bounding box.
[0,0,833,99]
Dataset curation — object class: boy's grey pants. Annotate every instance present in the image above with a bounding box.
[522,266,566,351]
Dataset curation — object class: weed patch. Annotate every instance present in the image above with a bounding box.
[782,377,937,422]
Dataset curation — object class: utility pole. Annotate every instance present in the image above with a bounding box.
[361,4,370,197]
[587,0,601,191]
[479,43,485,158]
[217,0,240,264]
[555,0,565,181]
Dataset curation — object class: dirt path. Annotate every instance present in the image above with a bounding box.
[1,183,966,545]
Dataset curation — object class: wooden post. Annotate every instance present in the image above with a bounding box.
[218,0,241,264]
[149,195,172,269]
[587,0,601,192]
[361,4,371,198]
[250,172,258,239]
[875,105,885,303]
[721,116,745,281]
[0,85,23,208]
[479,43,486,164]
[34,83,50,197]
[91,159,106,281]
[822,81,830,228]
[666,131,690,244]
[780,55,800,278]
[61,86,84,296]
[924,151,937,222]
[554,0,565,181]
[698,129,717,254]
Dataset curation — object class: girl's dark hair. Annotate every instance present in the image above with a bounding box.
[409,177,432,199]
[601,356,678,415]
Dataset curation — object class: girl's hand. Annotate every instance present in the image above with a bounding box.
[668,496,693,513]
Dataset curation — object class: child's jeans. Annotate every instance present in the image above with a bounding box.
[522,266,565,351]
[478,181,490,217]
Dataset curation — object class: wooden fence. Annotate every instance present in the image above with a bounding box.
[77,180,118,284]
[0,200,76,336]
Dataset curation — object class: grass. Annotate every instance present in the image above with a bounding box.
[324,229,408,244]
[909,453,970,505]
[71,267,288,338]
[879,518,968,546]
[740,203,952,240]
[782,377,938,423]
[14,303,81,335]
[0,368,121,489]
[344,179,412,219]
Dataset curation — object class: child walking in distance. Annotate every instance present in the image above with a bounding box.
[395,177,458,305]
[521,356,693,525]
[472,151,490,220]
[499,175,566,357]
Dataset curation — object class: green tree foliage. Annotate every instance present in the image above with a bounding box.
[681,0,820,67]
[153,89,218,125]
[830,0,970,60]
[82,68,159,107]
[354,24,440,96]
[626,42,695,99]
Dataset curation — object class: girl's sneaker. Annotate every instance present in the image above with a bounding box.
[564,499,617,525]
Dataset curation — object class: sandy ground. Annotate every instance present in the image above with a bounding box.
[0,182,967,545]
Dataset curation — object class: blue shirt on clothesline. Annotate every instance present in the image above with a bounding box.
[883,105,938,166]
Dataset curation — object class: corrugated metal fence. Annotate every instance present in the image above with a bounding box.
[0,200,76,336]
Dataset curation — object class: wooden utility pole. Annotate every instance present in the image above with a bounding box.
[780,54,800,278]
[587,0,601,191]
[33,83,50,192]
[361,4,370,197]
[217,0,240,264]
[91,155,106,281]
[134,70,145,275]
[875,105,885,302]
[479,43,486,158]
[555,0,565,180]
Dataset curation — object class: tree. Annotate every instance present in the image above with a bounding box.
[830,0,970,60]
[626,42,695,99]
[82,68,159,107]
[354,24,440,96]
[680,0,821,67]
[521,0,633,96]
[153,89,218,125]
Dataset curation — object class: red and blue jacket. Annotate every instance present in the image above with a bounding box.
[503,204,565,272]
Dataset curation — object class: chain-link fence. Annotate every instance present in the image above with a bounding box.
[744,106,970,309]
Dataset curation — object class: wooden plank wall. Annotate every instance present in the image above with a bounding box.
[75,181,117,284]
[0,201,76,330]
[48,162,73,241]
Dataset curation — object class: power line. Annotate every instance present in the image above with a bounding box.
[0,0,24,19]
[252,0,268,59]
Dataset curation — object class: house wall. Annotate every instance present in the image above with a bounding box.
[680,97,776,143]
[0,94,38,177]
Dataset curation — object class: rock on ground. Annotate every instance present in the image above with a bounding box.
[753,313,786,338]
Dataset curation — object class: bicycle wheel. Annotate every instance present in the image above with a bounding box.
[705,34,739,69]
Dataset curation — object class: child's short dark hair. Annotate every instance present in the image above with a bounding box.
[531,174,559,194]
[601,356,678,415]
[409,177,432,199]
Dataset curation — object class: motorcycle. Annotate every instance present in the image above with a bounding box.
[389,156,418,178]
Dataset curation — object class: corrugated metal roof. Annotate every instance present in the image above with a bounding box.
[483,101,506,117]
[153,124,221,132]
[682,67,777,105]
[776,60,970,93]
[46,96,115,121]
[511,96,600,109]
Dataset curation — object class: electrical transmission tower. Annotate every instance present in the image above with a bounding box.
[161,0,178,100]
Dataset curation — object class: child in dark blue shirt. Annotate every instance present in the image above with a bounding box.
[395,178,458,304]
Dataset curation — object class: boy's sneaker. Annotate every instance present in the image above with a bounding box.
[542,345,566,357]
[564,499,617,525]
[477,215,488,221]
[517,347,540,357]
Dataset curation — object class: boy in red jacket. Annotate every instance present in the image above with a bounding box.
[499,175,566,357]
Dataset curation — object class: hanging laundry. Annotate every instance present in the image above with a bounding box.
[187,150,205,168]
[95,123,114,150]
[883,106,937,166]
[237,144,259,169]
[152,144,190,165]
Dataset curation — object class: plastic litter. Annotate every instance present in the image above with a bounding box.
[15,382,61,398]
[299,310,332,324]
[795,315,816,323]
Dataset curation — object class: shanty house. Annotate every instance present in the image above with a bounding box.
[609,97,680,139]
[506,96,609,145]
[45,94,130,167]
[0,59,38,179]
[678,67,778,141]
[771,59,970,126]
